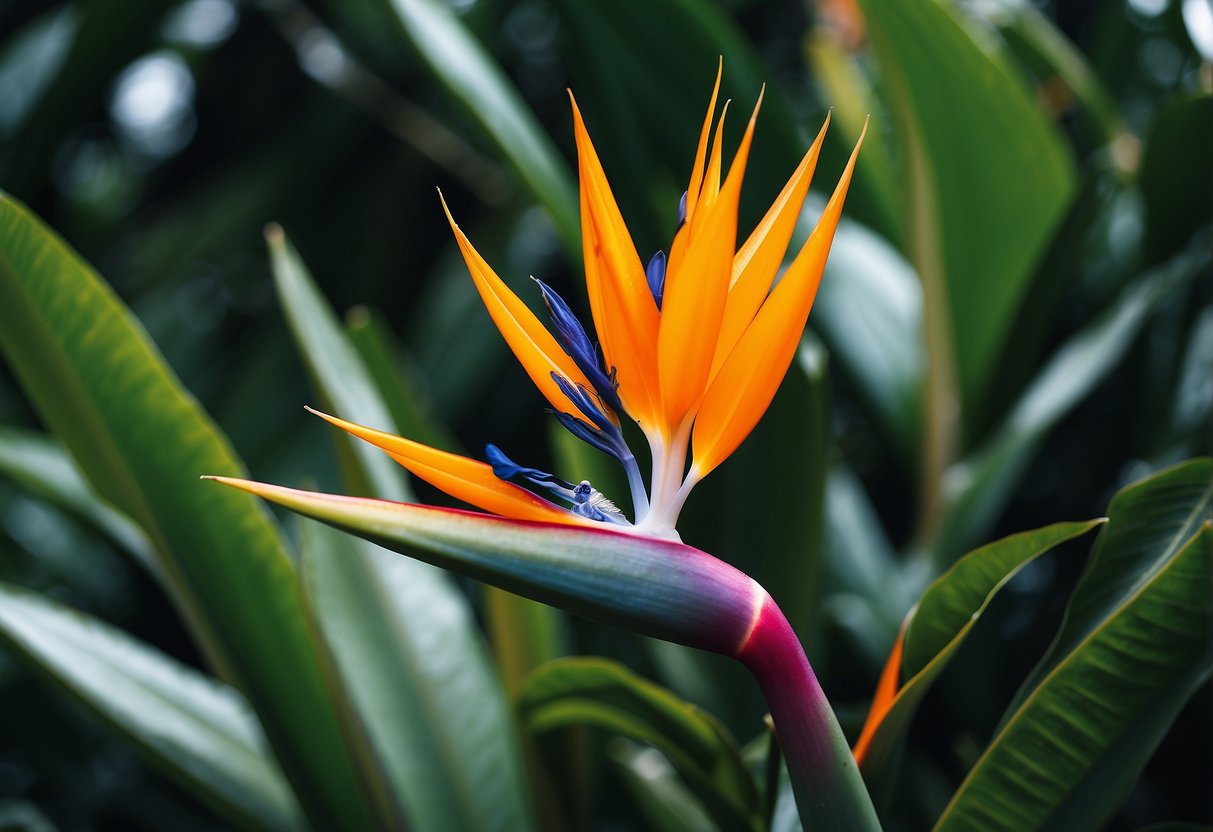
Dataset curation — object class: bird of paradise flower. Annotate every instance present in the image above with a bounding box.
[208,64,877,830]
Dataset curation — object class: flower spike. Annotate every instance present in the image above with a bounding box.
[208,65,877,832]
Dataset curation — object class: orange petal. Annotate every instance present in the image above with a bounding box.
[696,100,730,217]
[309,408,588,526]
[657,91,762,426]
[710,115,830,378]
[852,623,905,767]
[439,194,601,425]
[684,58,723,227]
[570,93,661,426]
[691,120,864,476]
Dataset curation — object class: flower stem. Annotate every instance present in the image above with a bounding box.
[735,592,881,831]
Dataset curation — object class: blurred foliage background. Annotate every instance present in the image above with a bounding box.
[0,0,1210,828]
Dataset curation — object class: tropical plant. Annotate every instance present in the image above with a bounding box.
[0,0,1209,829]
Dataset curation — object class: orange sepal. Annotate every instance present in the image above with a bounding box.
[439,193,602,426]
[658,90,762,427]
[684,58,723,227]
[710,114,830,378]
[308,408,589,527]
[569,94,661,427]
[692,119,864,477]
[852,624,905,767]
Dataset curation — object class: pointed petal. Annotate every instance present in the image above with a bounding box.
[852,628,904,766]
[308,408,587,526]
[203,476,764,657]
[439,194,601,425]
[569,94,661,426]
[658,92,762,425]
[684,58,723,227]
[692,120,865,476]
[711,115,830,378]
[696,100,730,215]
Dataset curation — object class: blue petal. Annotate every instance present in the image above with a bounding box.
[553,411,619,459]
[485,444,575,497]
[646,250,666,310]
[551,373,616,434]
[534,279,623,413]
[677,190,688,228]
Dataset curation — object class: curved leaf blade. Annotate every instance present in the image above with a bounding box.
[1011,458,1213,711]
[0,192,375,828]
[856,0,1077,410]
[0,581,305,832]
[381,0,578,252]
[933,520,1211,832]
[854,521,1103,807]
[519,657,760,832]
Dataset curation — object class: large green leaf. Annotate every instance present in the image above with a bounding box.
[519,657,760,832]
[269,229,537,831]
[299,521,536,832]
[933,519,1210,831]
[0,193,375,828]
[0,581,305,832]
[0,426,156,576]
[856,521,1103,810]
[1009,458,1213,713]
[856,0,1077,412]
[379,0,578,253]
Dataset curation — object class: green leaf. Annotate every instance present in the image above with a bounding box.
[519,658,760,832]
[268,228,537,831]
[0,192,375,829]
[380,0,579,253]
[856,0,1077,411]
[0,581,305,832]
[933,518,1210,831]
[268,226,410,503]
[1009,458,1213,714]
[856,521,1103,809]
[299,520,536,832]
[609,739,717,832]
[1139,92,1213,265]
[345,306,462,454]
[934,241,1212,564]
[0,426,157,576]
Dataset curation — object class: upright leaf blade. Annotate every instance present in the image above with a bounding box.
[856,0,1077,412]
[269,230,537,831]
[380,0,578,252]
[0,582,305,832]
[0,193,375,829]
